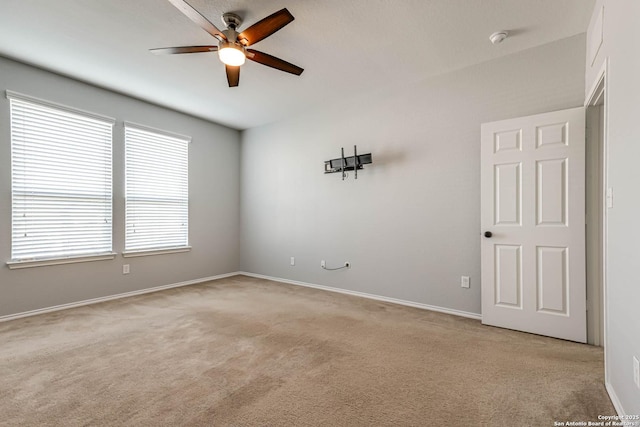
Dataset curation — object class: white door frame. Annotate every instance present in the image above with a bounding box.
[585,59,608,363]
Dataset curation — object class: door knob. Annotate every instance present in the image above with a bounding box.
[484,231,492,238]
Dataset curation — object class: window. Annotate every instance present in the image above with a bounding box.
[8,91,115,267]
[124,123,189,255]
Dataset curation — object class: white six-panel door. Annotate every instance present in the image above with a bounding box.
[481,107,586,342]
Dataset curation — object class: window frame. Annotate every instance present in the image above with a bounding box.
[6,90,116,269]
[123,122,191,257]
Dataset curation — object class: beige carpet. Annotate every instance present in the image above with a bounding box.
[0,275,614,426]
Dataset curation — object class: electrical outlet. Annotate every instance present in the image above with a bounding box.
[290,257,295,266]
[461,276,470,288]
[321,260,326,268]
[633,356,639,389]
[123,264,130,275]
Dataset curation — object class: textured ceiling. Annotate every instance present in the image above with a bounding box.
[0,0,594,130]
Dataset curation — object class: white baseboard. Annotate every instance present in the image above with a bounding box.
[0,272,242,323]
[238,271,482,320]
[605,381,626,417]
[1,271,482,323]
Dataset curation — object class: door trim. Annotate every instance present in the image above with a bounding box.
[584,58,609,366]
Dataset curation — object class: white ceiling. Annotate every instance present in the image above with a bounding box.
[0,0,594,130]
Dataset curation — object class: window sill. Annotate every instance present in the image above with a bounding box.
[7,253,117,270]
[122,247,191,258]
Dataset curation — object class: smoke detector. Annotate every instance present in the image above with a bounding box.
[489,31,508,44]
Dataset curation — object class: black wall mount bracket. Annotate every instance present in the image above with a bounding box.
[324,145,372,180]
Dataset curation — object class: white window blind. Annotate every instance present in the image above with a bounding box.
[8,92,114,262]
[124,123,189,253]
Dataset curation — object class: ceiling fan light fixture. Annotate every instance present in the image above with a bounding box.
[218,41,246,66]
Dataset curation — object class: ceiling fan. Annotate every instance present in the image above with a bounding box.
[150,0,304,87]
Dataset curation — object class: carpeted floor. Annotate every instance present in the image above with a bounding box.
[0,275,614,426]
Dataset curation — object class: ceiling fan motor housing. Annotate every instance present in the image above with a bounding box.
[219,37,244,50]
[220,14,245,54]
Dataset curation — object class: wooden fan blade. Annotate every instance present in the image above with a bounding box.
[226,65,240,87]
[237,8,294,46]
[246,49,304,75]
[150,46,218,55]
[168,0,226,40]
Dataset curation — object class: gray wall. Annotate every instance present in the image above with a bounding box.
[240,35,586,316]
[0,56,241,317]
[586,0,640,415]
